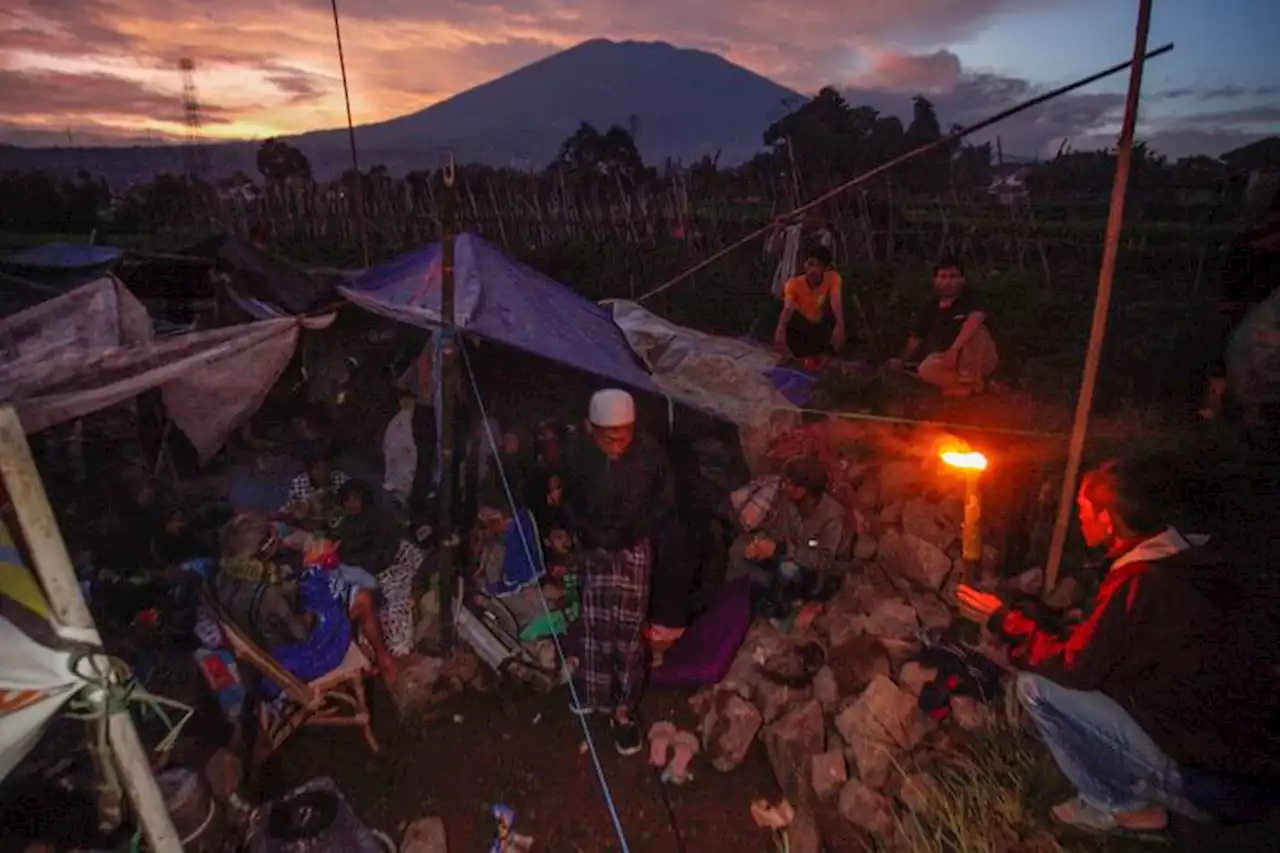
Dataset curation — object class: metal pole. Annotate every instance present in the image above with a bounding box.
[330,0,370,268]
[636,41,1173,305]
[1043,0,1154,593]
[438,154,459,651]
[0,407,182,853]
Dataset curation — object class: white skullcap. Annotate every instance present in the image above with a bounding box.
[588,389,636,427]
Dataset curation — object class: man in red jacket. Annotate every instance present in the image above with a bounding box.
[958,458,1280,835]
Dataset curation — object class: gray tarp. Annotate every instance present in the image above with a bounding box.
[0,277,308,460]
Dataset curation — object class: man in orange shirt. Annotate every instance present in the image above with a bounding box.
[773,245,846,358]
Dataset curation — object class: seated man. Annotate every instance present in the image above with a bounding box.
[773,245,847,359]
[891,260,997,394]
[729,456,849,617]
[214,510,398,685]
[283,447,351,524]
[957,458,1280,834]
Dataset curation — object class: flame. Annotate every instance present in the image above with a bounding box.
[941,450,988,471]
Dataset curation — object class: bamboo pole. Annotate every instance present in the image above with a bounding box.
[330,0,370,268]
[635,41,1173,304]
[1043,0,1154,594]
[0,407,182,852]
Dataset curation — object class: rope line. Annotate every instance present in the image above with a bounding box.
[458,340,633,853]
[779,405,1067,438]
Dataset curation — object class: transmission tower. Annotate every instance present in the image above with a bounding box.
[179,57,210,183]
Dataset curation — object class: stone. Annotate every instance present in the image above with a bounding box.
[764,700,826,802]
[835,676,932,789]
[878,501,903,525]
[896,661,937,698]
[878,460,923,504]
[701,692,763,772]
[755,680,812,725]
[811,748,849,800]
[788,809,823,853]
[901,498,958,551]
[854,476,880,510]
[949,695,997,731]
[880,638,922,673]
[722,620,789,693]
[883,532,953,591]
[982,544,1004,579]
[837,779,896,837]
[897,772,940,815]
[813,666,841,714]
[1010,567,1045,596]
[203,748,242,800]
[853,535,878,561]
[400,816,448,853]
[391,655,446,717]
[909,593,952,634]
[827,634,891,696]
[863,598,919,640]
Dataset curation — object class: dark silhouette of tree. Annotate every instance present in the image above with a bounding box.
[551,122,645,181]
[256,138,312,183]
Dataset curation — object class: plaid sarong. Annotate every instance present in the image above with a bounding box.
[580,539,652,713]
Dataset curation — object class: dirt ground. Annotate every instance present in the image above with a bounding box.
[254,684,779,853]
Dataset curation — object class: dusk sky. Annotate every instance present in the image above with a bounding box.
[1,0,1276,157]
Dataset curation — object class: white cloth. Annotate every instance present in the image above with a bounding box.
[382,408,418,499]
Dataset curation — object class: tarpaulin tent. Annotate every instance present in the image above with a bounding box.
[1,272,63,319]
[0,277,314,461]
[0,243,124,291]
[339,233,660,395]
[182,234,339,318]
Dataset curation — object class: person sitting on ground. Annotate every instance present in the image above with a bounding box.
[563,389,673,756]
[890,260,998,395]
[773,244,847,359]
[283,446,351,524]
[214,510,398,685]
[956,457,1280,835]
[729,456,850,618]
[331,481,401,576]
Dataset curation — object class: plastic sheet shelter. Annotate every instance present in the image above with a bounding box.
[339,234,660,395]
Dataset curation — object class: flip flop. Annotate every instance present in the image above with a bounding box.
[661,730,700,785]
[647,721,677,768]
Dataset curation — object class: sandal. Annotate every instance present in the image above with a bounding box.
[1051,797,1168,840]
[661,730,699,785]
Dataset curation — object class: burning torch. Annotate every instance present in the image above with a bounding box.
[941,450,988,583]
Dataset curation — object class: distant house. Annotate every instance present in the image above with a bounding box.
[1220,137,1280,205]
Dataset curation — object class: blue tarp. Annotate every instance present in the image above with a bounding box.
[339,233,659,393]
[5,244,123,270]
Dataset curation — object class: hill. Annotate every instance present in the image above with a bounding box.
[0,39,802,183]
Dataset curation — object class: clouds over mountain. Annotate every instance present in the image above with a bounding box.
[0,0,1275,157]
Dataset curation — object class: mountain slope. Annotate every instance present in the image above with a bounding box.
[0,39,803,182]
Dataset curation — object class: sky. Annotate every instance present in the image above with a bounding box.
[0,0,1276,158]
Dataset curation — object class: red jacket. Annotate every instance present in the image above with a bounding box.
[989,529,1280,779]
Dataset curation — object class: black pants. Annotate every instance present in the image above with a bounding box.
[785,313,836,359]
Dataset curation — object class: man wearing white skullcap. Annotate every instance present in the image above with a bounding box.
[563,388,673,756]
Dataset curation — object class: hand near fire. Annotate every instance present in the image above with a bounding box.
[956,584,1004,624]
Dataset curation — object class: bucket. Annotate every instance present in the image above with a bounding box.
[156,768,226,853]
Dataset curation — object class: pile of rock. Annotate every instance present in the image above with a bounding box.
[691,422,1020,851]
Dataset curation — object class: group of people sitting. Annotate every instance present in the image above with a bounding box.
[765,212,998,395]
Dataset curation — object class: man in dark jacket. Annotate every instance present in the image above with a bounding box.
[563,389,673,756]
[958,458,1280,834]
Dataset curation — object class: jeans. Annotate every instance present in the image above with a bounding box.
[1016,673,1202,816]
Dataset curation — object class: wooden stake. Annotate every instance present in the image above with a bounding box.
[0,407,182,853]
[1043,0,1154,594]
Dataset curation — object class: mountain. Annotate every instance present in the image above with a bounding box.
[0,39,802,184]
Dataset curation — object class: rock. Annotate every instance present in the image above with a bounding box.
[755,680,812,725]
[1045,577,1083,610]
[949,695,997,731]
[982,544,1004,579]
[853,535,878,561]
[813,666,841,714]
[1010,567,1044,596]
[835,676,932,788]
[878,501,903,525]
[837,779,896,837]
[788,809,823,853]
[441,648,480,685]
[883,532,953,591]
[400,816,448,853]
[701,692,763,772]
[909,593,952,634]
[897,772,940,815]
[878,460,923,504]
[880,637,922,673]
[391,655,446,717]
[203,748,242,800]
[722,620,789,693]
[863,598,919,640]
[901,498,958,551]
[811,748,849,800]
[896,661,937,698]
[764,700,826,802]
[854,476,880,510]
[827,634,891,696]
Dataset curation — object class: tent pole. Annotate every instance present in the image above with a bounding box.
[0,406,182,853]
[330,0,370,268]
[438,155,460,652]
[1043,0,1154,594]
